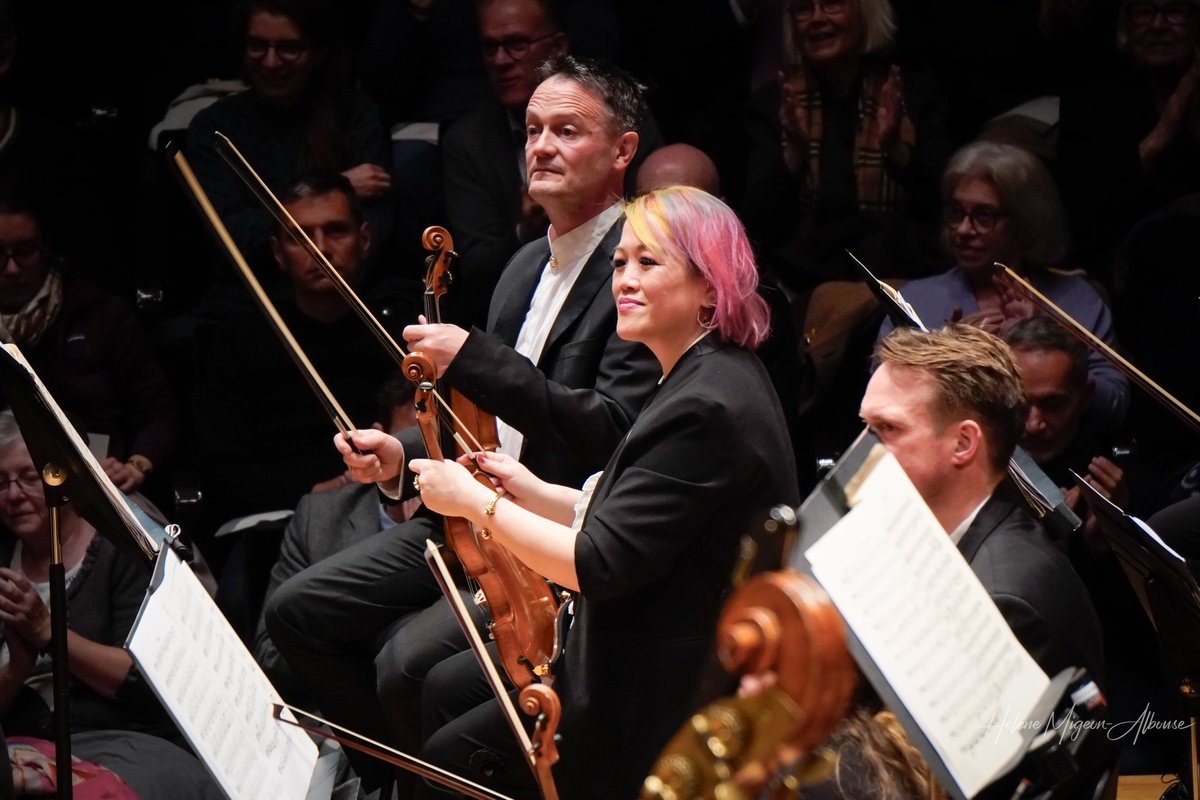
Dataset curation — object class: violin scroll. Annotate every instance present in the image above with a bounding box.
[641,570,855,800]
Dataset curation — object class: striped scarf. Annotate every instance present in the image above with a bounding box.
[1,269,63,349]
[780,63,916,214]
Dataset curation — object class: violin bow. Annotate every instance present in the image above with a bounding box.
[172,150,363,451]
[993,262,1200,434]
[270,702,516,800]
[425,540,562,800]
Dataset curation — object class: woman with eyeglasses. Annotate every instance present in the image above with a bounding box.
[743,0,952,290]
[878,141,1130,431]
[186,0,394,284]
[0,410,221,799]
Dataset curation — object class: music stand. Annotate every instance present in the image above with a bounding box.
[1074,476,1200,799]
[790,433,1108,799]
[0,345,158,800]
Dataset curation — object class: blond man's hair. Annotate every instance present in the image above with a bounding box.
[875,325,1027,472]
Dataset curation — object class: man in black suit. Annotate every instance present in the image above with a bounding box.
[265,55,660,794]
[860,324,1104,684]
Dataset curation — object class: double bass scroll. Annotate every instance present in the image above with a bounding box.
[642,569,856,800]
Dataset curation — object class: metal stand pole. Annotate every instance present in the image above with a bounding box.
[43,464,71,800]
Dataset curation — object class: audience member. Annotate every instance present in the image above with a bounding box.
[1057,0,1200,273]
[0,188,178,496]
[0,410,220,800]
[878,141,1130,432]
[194,173,399,530]
[0,0,103,283]
[186,0,394,296]
[743,0,951,291]
[265,56,661,795]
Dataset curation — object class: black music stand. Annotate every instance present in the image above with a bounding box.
[1074,476,1200,799]
[0,345,158,800]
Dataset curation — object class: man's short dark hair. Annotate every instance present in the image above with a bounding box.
[535,55,647,134]
[876,324,1028,471]
[278,172,365,225]
[1004,317,1089,388]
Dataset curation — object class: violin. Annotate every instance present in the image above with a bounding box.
[407,227,564,689]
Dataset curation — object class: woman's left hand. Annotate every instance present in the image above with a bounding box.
[0,568,50,650]
[410,458,490,519]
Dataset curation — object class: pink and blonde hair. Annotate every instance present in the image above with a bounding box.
[622,186,771,350]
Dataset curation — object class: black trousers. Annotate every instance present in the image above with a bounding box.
[415,646,539,800]
[264,515,487,793]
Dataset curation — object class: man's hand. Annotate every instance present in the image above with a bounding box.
[404,316,470,377]
[334,429,406,488]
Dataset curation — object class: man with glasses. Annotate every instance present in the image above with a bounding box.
[440,0,660,328]
[186,0,393,289]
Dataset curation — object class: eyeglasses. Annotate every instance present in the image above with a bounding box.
[0,471,41,495]
[245,37,310,62]
[1128,1,1194,25]
[791,0,849,19]
[0,241,43,269]
[480,32,557,60]
[943,203,1008,233]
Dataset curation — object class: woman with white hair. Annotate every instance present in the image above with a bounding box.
[0,410,220,798]
[743,0,952,289]
[878,141,1130,430]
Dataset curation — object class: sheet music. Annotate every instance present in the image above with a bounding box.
[127,547,318,800]
[2,344,158,559]
[805,452,1050,798]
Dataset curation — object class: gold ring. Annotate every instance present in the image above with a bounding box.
[413,476,421,491]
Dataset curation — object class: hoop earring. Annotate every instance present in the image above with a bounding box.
[697,306,717,331]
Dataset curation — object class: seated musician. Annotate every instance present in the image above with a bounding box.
[0,410,220,799]
[862,324,1103,683]
[346,186,802,799]
[823,325,1109,799]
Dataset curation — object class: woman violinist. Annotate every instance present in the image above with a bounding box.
[391,186,801,799]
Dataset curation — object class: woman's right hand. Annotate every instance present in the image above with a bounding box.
[467,451,544,508]
[334,428,406,486]
[0,569,50,651]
